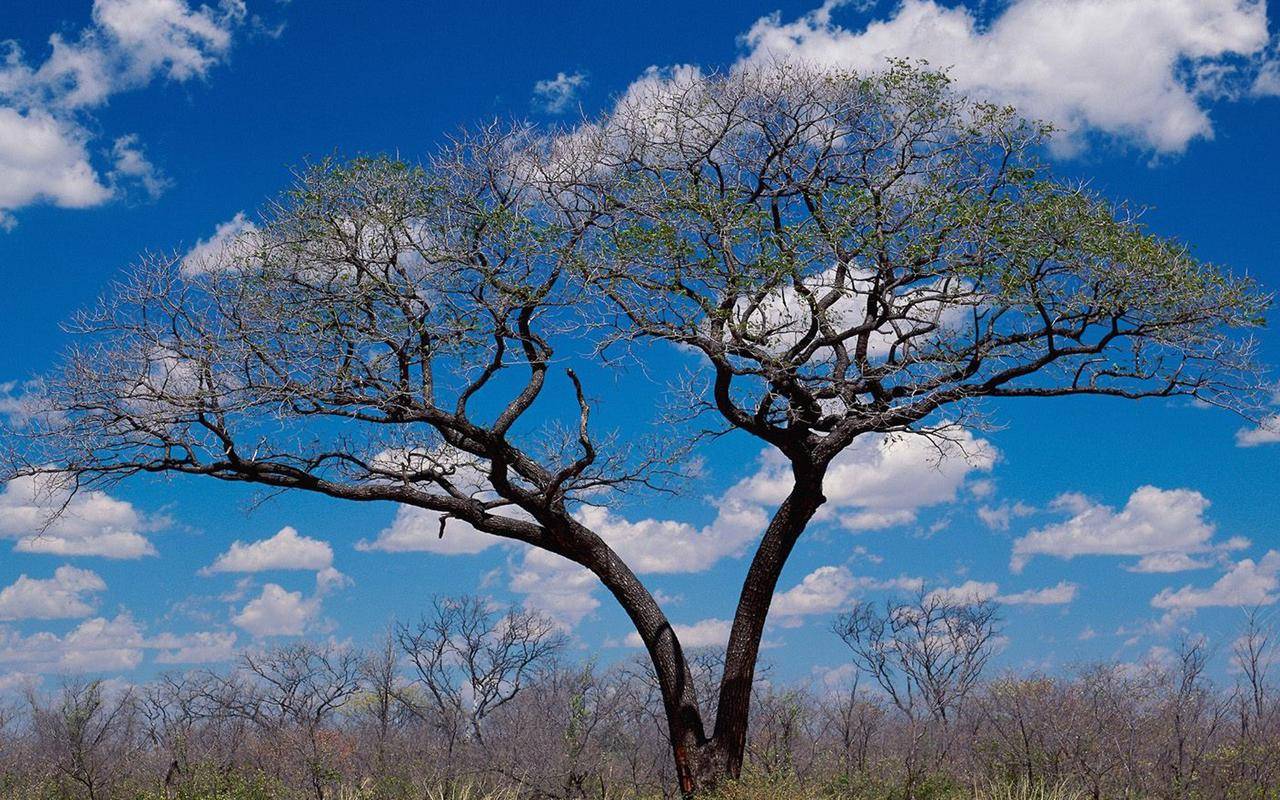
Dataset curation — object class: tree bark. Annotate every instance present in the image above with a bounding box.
[672,733,732,796]
[713,468,828,782]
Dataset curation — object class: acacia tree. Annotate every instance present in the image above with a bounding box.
[1,62,1268,794]
[561,61,1267,785]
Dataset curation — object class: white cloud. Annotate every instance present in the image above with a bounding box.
[108,133,169,199]
[0,613,144,672]
[773,565,858,623]
[314,566,352,596]
[1237,414,1280,447]
[0,0,247,224]
[232,583,319,637]
[0,379,58,428]
[355,505,498,555]
[0,107,111,213]
[928,579,1000,604]
[1010,486,1229,573]
[739,0,1274,153]
[999,581,1079,605]
[204,526,352,603]
[927,579,1078,605]
[0,671,40,695]
[204,526,335,573]
[365,432,986,632]
[0,565,106,620]
[87,0,246,90]
[772,566,926,625]
[840,509,918,531]
[577,495,768,574]
[1256,57,1280,96]
[533,70,588,114]
[0,611,234,672]
[511,429,987,627]
[151,630,237,664]
[60,614,149,671]
[179,211,258,275]
[507,546,600,630]
[1152,551,1280,609]
[977,501,1036,531]
[739,430,996,531]
[1125,553,1216,573]
[0,474,159,558]
[624,617,732,649]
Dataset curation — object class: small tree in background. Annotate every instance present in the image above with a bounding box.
[2,61,1268,794]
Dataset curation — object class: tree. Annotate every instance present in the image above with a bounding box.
[835,590,999,726]
[1,61,1268,794]
[28,681,144,800]
[396,595,564,753]
[209,642,364,800]
[835,589,999,797]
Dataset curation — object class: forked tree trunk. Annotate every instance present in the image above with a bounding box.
[672,732,732,796]
[552,466,828,796]
[663,472,829,796]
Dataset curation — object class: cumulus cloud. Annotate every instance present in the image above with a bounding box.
[507,547,600,629]
[773,566,859,622]
[624,617,732,649]
[356,505,498,555]
[0,565,106,620]
[504,430,987,630]
[533,70,588,114]
[1237,415,1280,447]
[108,133,169,199]
[977,501,1036,531]
[999,581,1079,605]
[204,526,352,608]
[505,429,985,630]
[358,434,987,632]
[232,583,320,637]
[1125,552,1217,573]
[928,580,1000,604]
[0,379,59,428]
[204,526,335,574]
[928,579,1078,606]
[1152,551,1280,609]
[509,491,774,629]
[1010,486,1240,573]
[772,565,926,625]
[0,611,234,672]
[0,474,159,558]
[577,495,768,574]
[179,211,258,275]
[151,630,237,664]
[739,0,1275,153]
[46,614,148,671]
[314,566,353,596]
[739,430,996,532]
[354,447,510,555]
[0,107,111,219]
[1257,57,1280,96]
[0,0,248,225]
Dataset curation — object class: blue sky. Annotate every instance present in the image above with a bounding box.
[1,0,1279,689]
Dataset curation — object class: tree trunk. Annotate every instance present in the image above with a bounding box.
[672,732,732,796]
[540,469,828,797]
[545,521,725,795]
[712,469,828,782]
